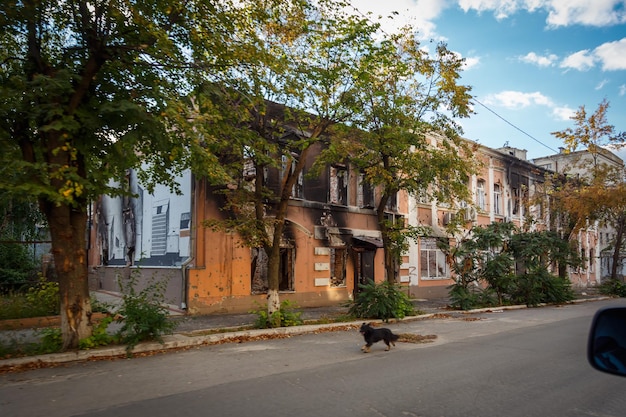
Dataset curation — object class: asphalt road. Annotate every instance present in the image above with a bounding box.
[2,299,626,417]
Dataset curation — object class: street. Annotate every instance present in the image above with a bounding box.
[2,299,626,417]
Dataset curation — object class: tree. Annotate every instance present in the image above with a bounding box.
[551,100,626,281]
[0,0,235,349]
[198,0,381,316]
[321,25,477,282]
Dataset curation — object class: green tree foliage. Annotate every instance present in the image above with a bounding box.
[321,24,477,282]
[0,194,46,289]
[441,223,578,310]
[0,0,236,349]
[197,0,383,314]
[550,99,626,280]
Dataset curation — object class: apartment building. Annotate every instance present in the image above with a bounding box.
[88,138,610,313]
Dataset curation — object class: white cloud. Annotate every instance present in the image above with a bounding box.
[595,79,609,90]
[347,0,447,40]
[486,91,575,123]
[546,0,626,27]
[519,51,559,67]
[620,84,626,96]
[552,106,576,121]
[457,0,540,20]
[456,1,626,27]
[463,56,481,70]
[559,38,626,71]
[594,38,626,70]
[559,49,596,71]
[485,90,554,109]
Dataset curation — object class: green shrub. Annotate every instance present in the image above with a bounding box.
[598,278,626,297]
[0,278,59,320]
[0,243,38,290]
[510,269,574,306]
[37,327,63,354]
[348,281,414,322]
[115,272,176,353]
[251,299,303,329]
[80,316,115,350]
[26,278,60,315]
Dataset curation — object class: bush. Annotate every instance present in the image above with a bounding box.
[115,272,176,352]
[0,277,59,320]
[80,316,115,350]
[348,281,414,322]
[0,243,38,291]
[509,269,574,307]
[448,284,498,311]
[251,299,303,328]
[26,278,60,316]
[598,278,626,297]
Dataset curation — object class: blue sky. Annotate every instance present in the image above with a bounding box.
[348,1,626,160]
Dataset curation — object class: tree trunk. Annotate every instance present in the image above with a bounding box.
[381,227,397,284]
[377,192,397,283]
[45,202,93,350]
[266,236,282,317]
[611,213,626,281]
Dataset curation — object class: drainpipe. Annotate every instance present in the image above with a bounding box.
[180,173,196,311]
[180,256,192,311]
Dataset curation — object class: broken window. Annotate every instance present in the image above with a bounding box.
[329,165,348,205]
[385,191,398,211]
[330,247,347,287]
[512,187,520,215]
[357,173,375,208]
[251,248,269,294]
[250,246,295,294]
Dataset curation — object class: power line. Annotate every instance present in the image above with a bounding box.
[473,98,560,154]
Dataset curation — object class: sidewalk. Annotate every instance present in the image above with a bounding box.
[0,289,609,372]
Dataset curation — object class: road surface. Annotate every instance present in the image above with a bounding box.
[2,299,626,417]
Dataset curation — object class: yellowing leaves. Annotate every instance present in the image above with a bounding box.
[59,180,84,202]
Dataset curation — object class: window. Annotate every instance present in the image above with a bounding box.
[357,173,375,208]
[180,212,191,229]
[512,187,520,215]
[385,191,398,211]
[329,165,348,205]
[476,180,486,210]
[420,238,449,279]
[281,155,303,199]
[330,248,347,287]
[251,246,295,293]
[493,184,501,215]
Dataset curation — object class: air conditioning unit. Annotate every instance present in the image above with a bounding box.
[462,207,477,222]
[442,212,455,225]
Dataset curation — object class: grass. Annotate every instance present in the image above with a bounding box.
[0,292,57,320]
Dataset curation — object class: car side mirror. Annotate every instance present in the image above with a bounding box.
[588,307,626,377]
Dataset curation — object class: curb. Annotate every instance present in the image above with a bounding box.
[0,296,612,371]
